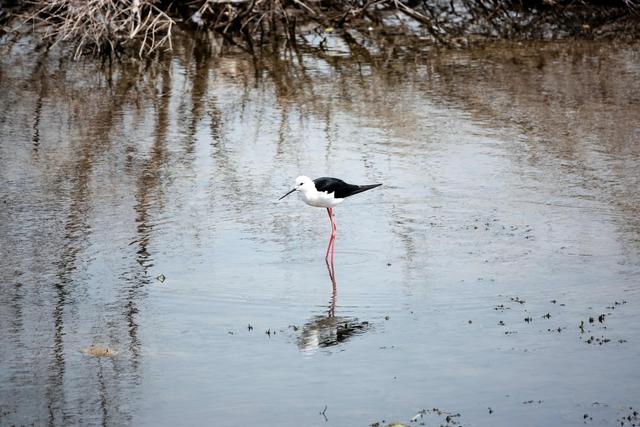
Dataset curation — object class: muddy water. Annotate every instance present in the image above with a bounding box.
[1,39,639,426]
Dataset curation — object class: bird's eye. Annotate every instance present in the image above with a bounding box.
[299,182,303,186]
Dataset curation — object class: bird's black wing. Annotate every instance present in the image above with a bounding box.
[313,176,384,199]
[313,177,360,199]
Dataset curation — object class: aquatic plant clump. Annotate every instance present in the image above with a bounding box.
[1,0,638,58]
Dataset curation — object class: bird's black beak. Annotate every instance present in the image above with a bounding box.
[279,188,296,200]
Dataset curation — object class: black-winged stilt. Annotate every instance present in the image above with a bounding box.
[279,176,382,265]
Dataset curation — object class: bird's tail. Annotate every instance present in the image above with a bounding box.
[352,183,382,195]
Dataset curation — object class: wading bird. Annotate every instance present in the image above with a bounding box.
[279,176,382,265]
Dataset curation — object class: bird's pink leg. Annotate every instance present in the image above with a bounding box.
[330,210,336,265]
[325,208,336,263]
[325,208,333,261]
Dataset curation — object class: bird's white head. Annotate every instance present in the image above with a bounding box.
[294,176,314,194]
[279,175,315,200]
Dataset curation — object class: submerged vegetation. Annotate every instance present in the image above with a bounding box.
[0,0,638,58]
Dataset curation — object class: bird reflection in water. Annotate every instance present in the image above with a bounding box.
[296,262,371,352]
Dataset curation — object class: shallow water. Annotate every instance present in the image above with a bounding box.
[1,39,639,426]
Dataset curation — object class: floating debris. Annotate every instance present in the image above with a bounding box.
[156,274,166,283]
[372,407,461,426]
[584,335,611,345]
[616,406,638,426]
[410,410,426,422]
[606,301,628,310]
[81,345,116,358]
[319,405,328,422]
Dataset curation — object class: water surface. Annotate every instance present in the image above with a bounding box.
[1,39,639,426]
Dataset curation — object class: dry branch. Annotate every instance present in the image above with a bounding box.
[18,0,175,58]
[3,0,638,59]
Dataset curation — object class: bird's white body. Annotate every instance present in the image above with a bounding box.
[295,176,344,208]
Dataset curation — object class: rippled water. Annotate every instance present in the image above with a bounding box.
[1,39,639,426]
